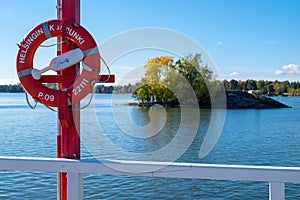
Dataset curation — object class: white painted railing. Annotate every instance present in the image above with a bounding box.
[1,156,300,200]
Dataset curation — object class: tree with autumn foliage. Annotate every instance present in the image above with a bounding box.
[133,54,214,107]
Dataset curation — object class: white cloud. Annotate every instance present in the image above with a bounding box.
[221,71,241,80]
[275,70,286,75]
[216,41,223,46]
[275,64,300,76]
[229,72,239,77]
[282,64,300,74]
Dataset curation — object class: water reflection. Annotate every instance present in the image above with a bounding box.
[81,94,226,169]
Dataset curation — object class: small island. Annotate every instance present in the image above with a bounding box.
[130,91,291,109]
[128,54,291,109]
[226,90,290,109]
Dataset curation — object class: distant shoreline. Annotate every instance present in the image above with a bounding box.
[0,85,294,109]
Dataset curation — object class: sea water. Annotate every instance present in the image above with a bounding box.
[0,93,299,199]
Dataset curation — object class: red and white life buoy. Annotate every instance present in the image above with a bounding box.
[16,19,100,107]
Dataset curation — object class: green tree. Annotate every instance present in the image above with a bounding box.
[245,79,257,90]
[229,79,238,90]
[134,54,213,107]
[267,84,275,94]
[256,80,265,90]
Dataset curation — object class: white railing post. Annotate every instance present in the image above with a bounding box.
[269,182,285,200]
[67,172,83,200]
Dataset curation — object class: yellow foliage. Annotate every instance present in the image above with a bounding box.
[144,56,174,84]
[146,56,173,67]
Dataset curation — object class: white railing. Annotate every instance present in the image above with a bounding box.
[1,156,300,200]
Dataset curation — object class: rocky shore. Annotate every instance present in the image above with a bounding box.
[226,91,291,109]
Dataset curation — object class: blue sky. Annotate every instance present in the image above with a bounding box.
[1,0,300,84]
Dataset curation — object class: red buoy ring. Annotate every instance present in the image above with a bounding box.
[16,19,100,107]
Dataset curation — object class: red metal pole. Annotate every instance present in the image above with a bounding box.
[57,0,80,199]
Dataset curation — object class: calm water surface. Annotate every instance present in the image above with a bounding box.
[0,93,300,199]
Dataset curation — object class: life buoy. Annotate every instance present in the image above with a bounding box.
[16,19,100,107]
